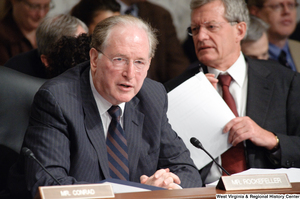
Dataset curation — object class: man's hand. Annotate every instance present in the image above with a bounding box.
[140,168,181,190]
[224,116,278,150]
[205,73,218,89]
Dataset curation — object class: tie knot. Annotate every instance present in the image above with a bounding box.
[279,50,286,59]
[108,106,121,121]
[218,74,232,87]
[278,50,290,68]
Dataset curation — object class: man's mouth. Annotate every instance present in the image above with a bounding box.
[121,84,131,88]
[199,45,212,51]
[119,83,133,89]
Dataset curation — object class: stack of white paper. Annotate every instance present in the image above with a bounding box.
[167,72,235,170]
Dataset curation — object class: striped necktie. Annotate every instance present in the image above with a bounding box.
[106,105,129,180]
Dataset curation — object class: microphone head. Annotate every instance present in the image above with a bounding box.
[190,137,204,150]
[22,147,34,158]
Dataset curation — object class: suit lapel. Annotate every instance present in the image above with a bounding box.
[246,58,274,127]
[123,97,144,180]
[80,66,110,179]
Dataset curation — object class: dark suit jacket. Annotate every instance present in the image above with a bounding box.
[137,2,189,83]
[165,57,300,172]
[23,61,202,196]
[4,49,47,78]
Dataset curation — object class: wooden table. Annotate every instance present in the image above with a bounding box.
[111,182,300,199]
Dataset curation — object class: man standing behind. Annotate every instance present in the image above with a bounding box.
[165,0,300,184]
[248,0,300,71]
[23,15,202,197]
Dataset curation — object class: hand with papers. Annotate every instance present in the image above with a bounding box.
[205,73,218,89]
[224,116,279,150]
[140,168,181,190]
[203,73,279,151]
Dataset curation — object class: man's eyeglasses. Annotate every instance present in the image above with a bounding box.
[96,49,149,72]
[22,0,55,12]
[262,2,298,12]
[187,21,238,36]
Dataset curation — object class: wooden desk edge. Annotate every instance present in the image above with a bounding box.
[112,182,300,199]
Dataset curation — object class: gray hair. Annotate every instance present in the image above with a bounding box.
[242,15,269,42]
[190,0,250,34]
[91,15,158,58]
[36,14,88,55]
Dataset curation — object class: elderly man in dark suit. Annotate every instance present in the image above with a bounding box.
[165,0,300,184]
[23,15,202,197]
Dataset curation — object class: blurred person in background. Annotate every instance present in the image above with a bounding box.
[116,0,190,83]
[241,15,270,60]
[248,0,300,71]
[4,14,88,78]
[45,33,91,78]
[0,0,52,65]
[70,0,120,34]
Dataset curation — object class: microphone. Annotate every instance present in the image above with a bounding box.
[190,137,231,176]
[22,147,61,185]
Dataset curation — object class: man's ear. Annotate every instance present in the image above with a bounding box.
[40,54,49,68]
[89,48,99,72]
[236,22,247,43]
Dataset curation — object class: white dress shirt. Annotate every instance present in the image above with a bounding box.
[202,52,248,184]
[89,71,125,138]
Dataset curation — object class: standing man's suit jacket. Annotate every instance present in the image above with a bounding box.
[23,61,202,196]
[164,57,300,171]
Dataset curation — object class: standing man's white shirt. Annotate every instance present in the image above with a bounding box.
[202,52,248,184]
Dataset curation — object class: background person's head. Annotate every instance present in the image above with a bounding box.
[89,15,158,105]
[9,0,52,31]
[248,0,298,45]
[36,14,88,66]
[46,33,91,78]
[189,0,249,71]
[241,15,269,60]
[70,0,121,34]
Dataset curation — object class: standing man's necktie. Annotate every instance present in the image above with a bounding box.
[106,106,129,180]
[278,50,292,70]
[218,74,247,174]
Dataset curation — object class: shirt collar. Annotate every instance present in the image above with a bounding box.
[269,40,289,58]
[89,70,125,117]
[207,52,247,88]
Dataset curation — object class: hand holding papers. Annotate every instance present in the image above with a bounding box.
[167,72,235,170]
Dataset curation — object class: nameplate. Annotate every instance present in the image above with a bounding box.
[39,183,114,199]
[216,173,291,191]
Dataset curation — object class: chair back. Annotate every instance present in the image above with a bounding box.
[0,66,46,192]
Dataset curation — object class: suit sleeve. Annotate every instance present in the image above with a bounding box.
[23,89,85,197]
[277,72,300,167]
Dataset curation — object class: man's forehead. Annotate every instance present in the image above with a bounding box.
[191,2,225,20]
[191,11,226,25]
